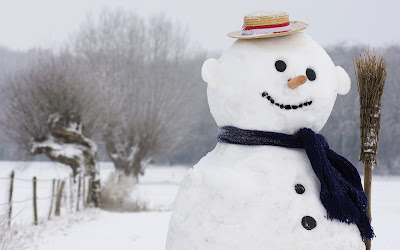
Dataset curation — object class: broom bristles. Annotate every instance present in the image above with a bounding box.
[355,50,387,166]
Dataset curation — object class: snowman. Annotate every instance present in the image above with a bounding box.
[166,11,373,250]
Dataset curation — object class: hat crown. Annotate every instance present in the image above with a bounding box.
[228,10,307,39]
[244,11,289,27]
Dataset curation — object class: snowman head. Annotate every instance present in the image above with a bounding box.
[202,32,351,134]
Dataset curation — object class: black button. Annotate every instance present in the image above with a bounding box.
[295,184,305,194]
[301,216,317,230]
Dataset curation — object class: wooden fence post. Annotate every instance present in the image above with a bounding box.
[62,187,67,211]
[55,180,66,216]
[70,176,74,212]
[76,175,81,211]
[87,178,92,206]
[56,179,60,193]
[48,179,56,220]
[55,180,60,213]
[8,171,14,226]
[82,176,86,208]
[33,177,38,225]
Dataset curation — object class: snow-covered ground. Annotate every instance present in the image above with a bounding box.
[0,161,399,249]
[28,210,172,250]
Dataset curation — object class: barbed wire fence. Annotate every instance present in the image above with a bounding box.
[0,171,90,227]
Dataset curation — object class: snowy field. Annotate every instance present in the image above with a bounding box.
[0,161,399,249]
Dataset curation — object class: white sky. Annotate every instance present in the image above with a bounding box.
[0,0,399,52]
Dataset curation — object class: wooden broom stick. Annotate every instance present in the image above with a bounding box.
[355,50,387,250]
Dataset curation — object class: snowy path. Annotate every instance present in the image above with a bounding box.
[30,210,171,250]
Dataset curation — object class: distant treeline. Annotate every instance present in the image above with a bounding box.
[0,44,399,175]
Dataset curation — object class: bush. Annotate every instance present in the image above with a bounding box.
[100,173,147,212]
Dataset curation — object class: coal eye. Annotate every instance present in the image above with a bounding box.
[306,68,316,81]
[275,60,286,72]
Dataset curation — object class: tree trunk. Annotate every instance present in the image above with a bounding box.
[105,139,151,180]
[86,161,101,207]
[31,113,101,207]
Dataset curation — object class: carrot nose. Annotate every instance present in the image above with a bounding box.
[287,75,307,89]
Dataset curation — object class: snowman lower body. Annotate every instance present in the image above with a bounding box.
[166,143,365,250]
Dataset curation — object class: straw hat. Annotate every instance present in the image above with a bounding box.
[228,11,308,39]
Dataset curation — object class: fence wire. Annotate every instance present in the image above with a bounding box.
[0,175,81,205]
[0,174,61,207]
[0,176,56,182]
[0,170,89,228]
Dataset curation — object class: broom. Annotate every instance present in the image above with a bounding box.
[354,50,387,250]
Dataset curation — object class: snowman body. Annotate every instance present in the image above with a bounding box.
[167,32,365,249]
[167,144,364,249]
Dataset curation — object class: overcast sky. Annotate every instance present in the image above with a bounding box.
[0,0,399,52]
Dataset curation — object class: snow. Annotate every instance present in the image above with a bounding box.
[130,166,188,211]
[30,210,171,250]
[0,161,399,249]
[31,138,86,160]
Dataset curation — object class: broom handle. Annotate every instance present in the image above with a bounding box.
[364,161,372,250]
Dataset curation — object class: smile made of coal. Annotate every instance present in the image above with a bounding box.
[261,91,312,110]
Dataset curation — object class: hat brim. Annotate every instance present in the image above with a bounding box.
[227,21,308,39]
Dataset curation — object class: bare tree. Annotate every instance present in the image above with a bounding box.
[0,53,101,206]
[73,9,197,179]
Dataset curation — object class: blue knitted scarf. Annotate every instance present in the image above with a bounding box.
[217,126,374,240]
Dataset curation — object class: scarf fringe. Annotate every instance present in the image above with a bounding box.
[321,191,360,224]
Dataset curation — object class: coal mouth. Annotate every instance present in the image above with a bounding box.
[261,91,312,110]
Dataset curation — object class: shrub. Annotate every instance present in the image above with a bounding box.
[100,173,147,212]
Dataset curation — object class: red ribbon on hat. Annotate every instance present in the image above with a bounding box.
[242,22,290,30]
[241,21,291,36]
